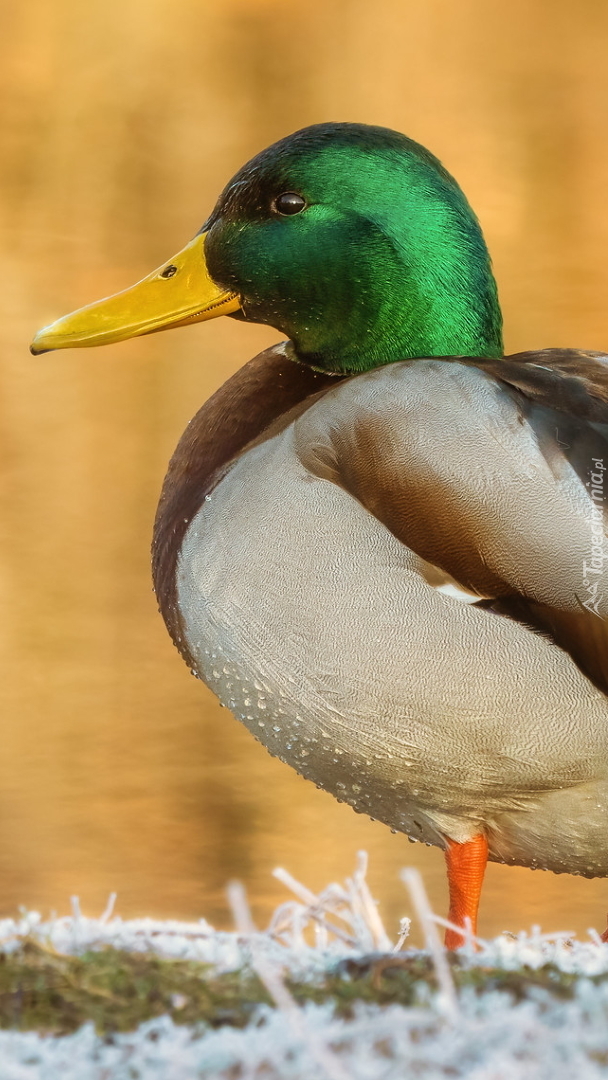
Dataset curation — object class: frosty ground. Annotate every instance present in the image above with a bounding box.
[1,854,608,1079]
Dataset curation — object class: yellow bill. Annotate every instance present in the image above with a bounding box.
[30,233,240,355]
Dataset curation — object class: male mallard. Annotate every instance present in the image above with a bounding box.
[31,123,608,948]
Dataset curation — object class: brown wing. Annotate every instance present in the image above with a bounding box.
[295,350,608,694]
[474,348,608,423]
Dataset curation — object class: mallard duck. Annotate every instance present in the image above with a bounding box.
[31,123,608,948]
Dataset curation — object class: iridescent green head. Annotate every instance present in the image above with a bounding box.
[31,123,503,372]
[205,123,503,372]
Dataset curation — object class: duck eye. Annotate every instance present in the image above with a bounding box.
[160,264,178,278]
[274,192,307,216]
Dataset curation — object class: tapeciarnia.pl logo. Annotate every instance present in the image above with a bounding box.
[583,457,606,617]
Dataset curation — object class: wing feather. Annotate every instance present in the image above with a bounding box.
[295,349,608,693]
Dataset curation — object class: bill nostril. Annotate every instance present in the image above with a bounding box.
[160,265,178,279]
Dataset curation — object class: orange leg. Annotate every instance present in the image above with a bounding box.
[444,833,489,950]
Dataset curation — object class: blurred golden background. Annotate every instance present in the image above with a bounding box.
[1,0,608,940]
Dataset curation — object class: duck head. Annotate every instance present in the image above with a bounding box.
[31,122,503,373]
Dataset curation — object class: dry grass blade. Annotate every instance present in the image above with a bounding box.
[227,878,352,1080]
[272,868,358,946]
[400,868,459,1020]
[272,855,394,951]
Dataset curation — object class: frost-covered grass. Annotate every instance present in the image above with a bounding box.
[2,854,608,1078]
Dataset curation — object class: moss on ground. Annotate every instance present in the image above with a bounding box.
[0,941,600,1036]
